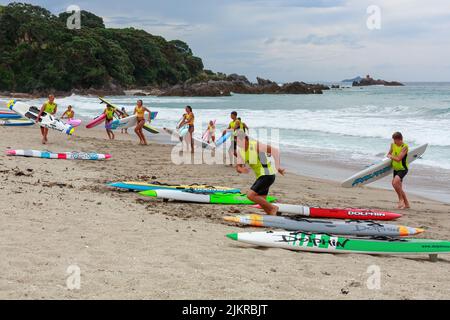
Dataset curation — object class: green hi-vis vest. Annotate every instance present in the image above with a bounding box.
[105,108,115,120]
[44,101,57,114]
[239,140,276,178]
[391,143,409,171]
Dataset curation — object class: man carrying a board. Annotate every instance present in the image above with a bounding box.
[37,94,57,144]
[388,132,410,209]
[235,130,285,215]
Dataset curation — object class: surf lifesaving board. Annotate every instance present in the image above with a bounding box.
[110,113,158,130]
[216,132,232,147]
[342,144,428,188]
[139,189,277,205]
[252,203,401,221]
[226,231,450,256]
[108,181,240,193]
[0,112,21,119]
[0,119,34,126]
[7,100,74,135]
[224,214,423,237]
[6,150,111,160]
[163,127,214,149]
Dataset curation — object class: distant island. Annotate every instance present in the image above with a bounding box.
[346,75,404,87]
[0,3,329,97]
[341,76,363,83]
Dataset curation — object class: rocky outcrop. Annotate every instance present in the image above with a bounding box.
[353,75,404,87]
[158,75,329,96]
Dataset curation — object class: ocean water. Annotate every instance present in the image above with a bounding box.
[3,82,450,202]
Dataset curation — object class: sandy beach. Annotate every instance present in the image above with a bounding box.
[0,125,449,300]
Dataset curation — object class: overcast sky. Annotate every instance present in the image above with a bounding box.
[3,0,450,82]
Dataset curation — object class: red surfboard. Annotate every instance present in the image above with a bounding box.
[251,204,402,220]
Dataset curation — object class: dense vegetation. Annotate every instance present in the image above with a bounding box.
[0,3,205,93]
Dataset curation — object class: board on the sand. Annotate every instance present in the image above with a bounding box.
[0,112,21,119]
[224,214,423,237]
[252,203,402,221]
[139,189,277,205]
[108,181,240,193]
[6,150,111,160]
[163,127,214,149]
[8,100,74,135]
[227,231,450,256]
[0,119,34,127]
[342,144,428,188]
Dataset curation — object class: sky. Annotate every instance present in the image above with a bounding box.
[2,0,450,82]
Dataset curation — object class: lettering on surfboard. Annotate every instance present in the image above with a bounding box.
[278,232,350,249]
[351,165,391,187]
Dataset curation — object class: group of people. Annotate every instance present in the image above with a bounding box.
[35,95,411,214]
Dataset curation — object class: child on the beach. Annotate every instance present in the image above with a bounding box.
[104,104,120,140]
[235,130,285,215]
[387,132,410,209]
[36,94,58,144]
[120,107,129,134]
[207,120,216,143]
[61,105,75,120]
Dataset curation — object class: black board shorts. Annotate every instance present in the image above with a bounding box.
[393,169,408,181]
[251,175,276,196]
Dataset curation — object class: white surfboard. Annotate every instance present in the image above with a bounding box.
[341,144,428,188]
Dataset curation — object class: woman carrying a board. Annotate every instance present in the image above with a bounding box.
[388,132,410,210]
[178,106,195,154]
[134,100,152,145]
[37,94,57,144]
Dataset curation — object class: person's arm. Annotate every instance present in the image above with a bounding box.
[144,107,151,122]
[389,147,408,162]
[258,142,285,175]
[61,111,68,119]
[37,103,46,122]
[387,145,393,157]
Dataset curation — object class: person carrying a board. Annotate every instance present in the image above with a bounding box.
[178,106,195,154]
[104,104,120,140]
[134,100,152,145]
[388,132,410,209]
[236,117,249,133]
[120,107,129,134]
[221,111,243,165]
[37,94,57,144]
[235,130,285,215]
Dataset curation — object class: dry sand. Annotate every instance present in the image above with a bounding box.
[0,125,449,299]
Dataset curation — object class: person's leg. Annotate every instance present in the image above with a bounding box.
[247,190,278,215]
[392,175,404,208]
[134,125,143,144]
[140,127,148,145]
[40,127,46,144]
[247,175,277,215]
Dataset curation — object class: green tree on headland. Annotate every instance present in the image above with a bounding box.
[0,2,204,93]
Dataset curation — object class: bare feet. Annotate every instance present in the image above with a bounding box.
[267,205,279,216]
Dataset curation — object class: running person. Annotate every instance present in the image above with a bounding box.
[104,104,120,140]
[178,106,195,154]
[206,120,216,144]
[37,94,58,144]
[235,131,285,215]
[387,132,410,209]
[134,100,152,145]
[220,111,239,165]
